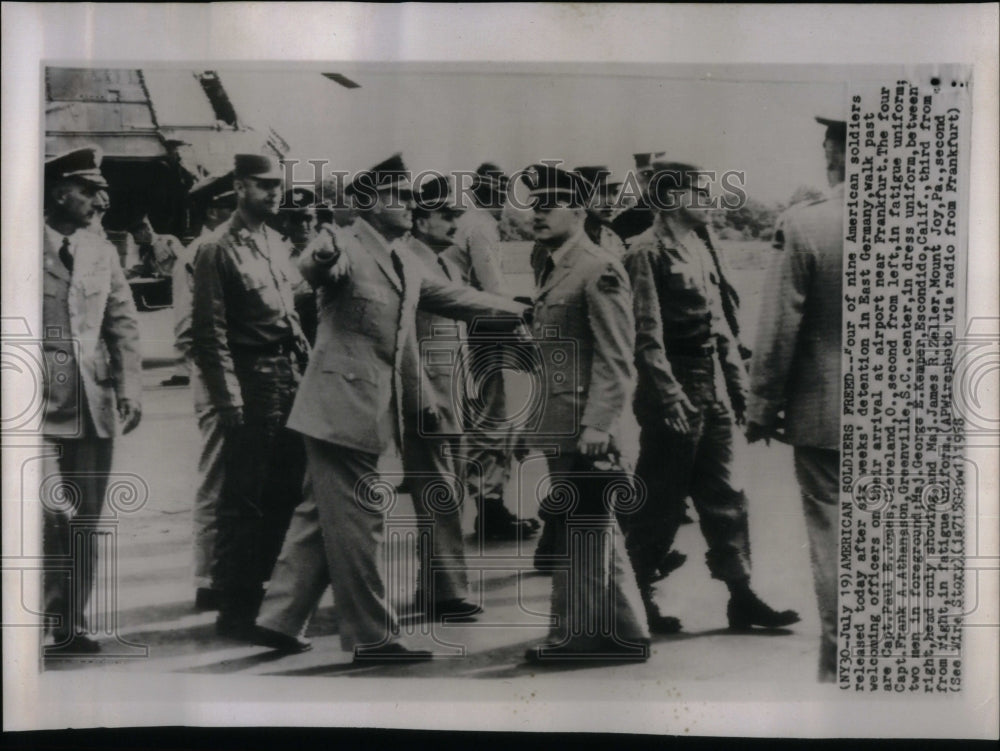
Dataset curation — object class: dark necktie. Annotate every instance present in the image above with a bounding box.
[437,255,452,281]
[539,254,556,287]
[389,248,406,288]
[58,237,74,273]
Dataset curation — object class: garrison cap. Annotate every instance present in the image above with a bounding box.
[45,146,109,189]
[521,163,589,208]
[346,153,413,197]
[234,153,284,181]
[815,116,847,142]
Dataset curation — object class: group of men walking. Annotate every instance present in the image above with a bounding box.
[40,112,846,679]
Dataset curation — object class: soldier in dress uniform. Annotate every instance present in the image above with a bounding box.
[622,160,800,634]
[191,153,309,639]
[41,146,143,654]
[575,165,627,258]
[610,151,664,243]
[443,163,538,541]
[272,155,527,662]
[747,116,847,681]
[519,164,649,663]
[402,173,481,620]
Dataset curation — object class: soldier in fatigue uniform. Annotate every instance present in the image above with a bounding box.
[610,151,664,243]
[443,163,538,541]
[191,154,309,638]
[747,117,847,681]
[175,173,236,610]
[622,160,799,634]
[575,165,627,258]
[519,164,649,663]
[41,146,143,654]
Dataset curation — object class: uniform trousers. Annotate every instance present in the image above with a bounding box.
[462,365,514,518]
[627,354,752,592]
[42,428,114,640]
[302,438,399,651]
[190,366,225,590]
[794,446,839,682]
[213,351,304,622]
[257,436,468,639]
[544,453,649,649]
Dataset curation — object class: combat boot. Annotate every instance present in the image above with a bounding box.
[726,582,800,631]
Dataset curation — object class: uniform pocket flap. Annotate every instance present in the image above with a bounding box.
[320,352,377,384]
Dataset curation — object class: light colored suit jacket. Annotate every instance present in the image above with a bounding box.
[441,207,506,294]
[748,182,844,449]
[42,224,142,438]
[287,219,525,454]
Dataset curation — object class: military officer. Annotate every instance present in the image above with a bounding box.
[41,146,143,654]
[175,173,236,610]
[519,164,649,663]
[403,174,481,620]
[443,162,538,541]
[283,154,528,662]
[622,160,799,634]
[191,153,308,638]
[610,151,664,242]
[127,215,183,280]
[575,165,627,257]
[278,186,320,345]
[747,116,847,681]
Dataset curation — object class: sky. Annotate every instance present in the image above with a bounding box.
[219,66,847,207]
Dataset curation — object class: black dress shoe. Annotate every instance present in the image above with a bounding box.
[427,598,483,622]
[649,614,683,635]
[195,587,221,611]
[160,374,190,387]
[475,506,540,542]
[352,642,433,663]
[45,634,102,655]
[524,638,650,664]
[216,615,256,641]
[252,625,312,653]
[727,590,801,631]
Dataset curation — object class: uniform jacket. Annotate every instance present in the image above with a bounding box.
[529,228,635,452]
[623,222,748,423]
[407,235,467,436]
[42,224,142,438]
[190,213,304,410]
[441,206,506,294]
[748,183,844,449]
[287,219,525,455]
[610,201,653,242]
[584,214,626,258]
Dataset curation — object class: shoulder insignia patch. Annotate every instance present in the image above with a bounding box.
[596,265,622,293]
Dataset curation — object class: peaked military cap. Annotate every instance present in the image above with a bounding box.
[815,115,847,142]
[648,160,710,196]
[189,171,235,205]
[633,151,666,172]
[521,163,589,207]
[415,174,461,214]
[282,187,317,212]
[346,153,413,197]
[234,153,284,181]
[45,146,108,189]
